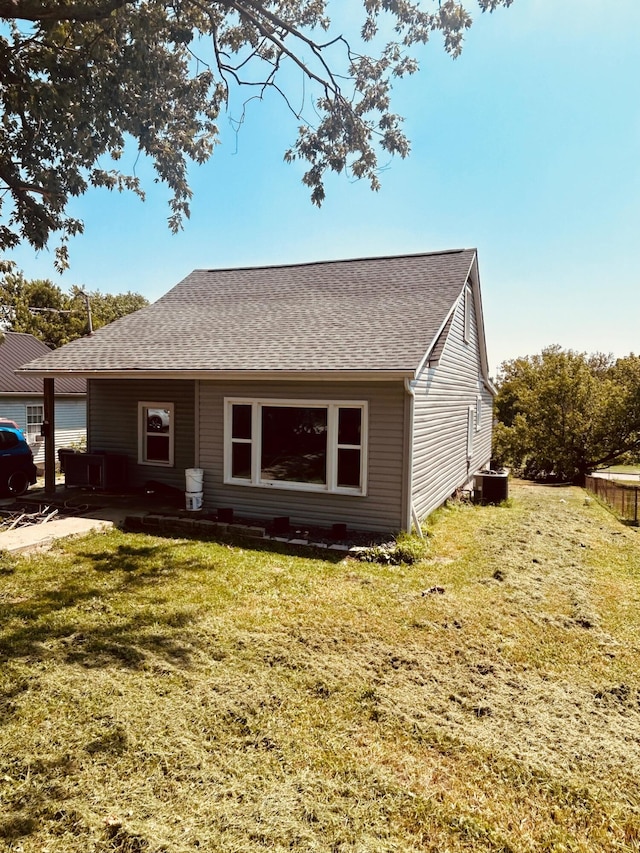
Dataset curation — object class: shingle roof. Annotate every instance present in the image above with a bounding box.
[17,250,477,376]
[0,332,86,393]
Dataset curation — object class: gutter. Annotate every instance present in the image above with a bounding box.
[14,368,414,383]
[404,378,424,538]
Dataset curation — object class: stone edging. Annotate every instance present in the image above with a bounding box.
[123,514,356,552]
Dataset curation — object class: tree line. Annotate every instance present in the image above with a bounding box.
[493,345,640,483]
[0,271,148,349]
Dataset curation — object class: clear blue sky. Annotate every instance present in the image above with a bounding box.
[7,0,640,375]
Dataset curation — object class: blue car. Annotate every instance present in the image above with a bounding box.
[0,426,37,497]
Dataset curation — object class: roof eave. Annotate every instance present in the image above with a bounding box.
[15,368,415,383]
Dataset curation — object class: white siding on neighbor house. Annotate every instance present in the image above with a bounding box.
[198,380,405,533]
[411,286,493,521]
[87,379,196,491]
[0,395,86,469]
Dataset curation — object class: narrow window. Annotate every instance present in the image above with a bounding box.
[231,403,252,479]
[337,407,362,488]
[467,406,474,459]
[26,404,44,443]
[476,395,482,432]
[138,402,174,466]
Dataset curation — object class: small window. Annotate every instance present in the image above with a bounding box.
[467,406,474,459]
[138,402,174,466]
[26,404,44,443]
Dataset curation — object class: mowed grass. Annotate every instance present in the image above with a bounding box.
[600,465,640,475]
[1,482,639,852]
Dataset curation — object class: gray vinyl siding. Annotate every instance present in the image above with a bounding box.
[412,287,493,521]
[0,394,86,469]
[198,380,405,533]
[87,380,195,490]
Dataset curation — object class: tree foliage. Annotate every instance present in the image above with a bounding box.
[0,0,513,268]
[493,346,640,482]
[0,271,148,347]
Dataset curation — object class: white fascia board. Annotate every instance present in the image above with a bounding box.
[466,253,496,397]
[414,302,459,380]
[14,368,414,383]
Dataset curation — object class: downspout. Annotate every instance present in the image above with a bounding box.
[404,378,424,539]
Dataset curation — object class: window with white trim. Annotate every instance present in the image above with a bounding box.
[225,398,368,495]
[26,404,44,443]
[138,402,174,466]
[467,406,474,459]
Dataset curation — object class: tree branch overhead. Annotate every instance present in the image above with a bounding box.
[0,0,515,267]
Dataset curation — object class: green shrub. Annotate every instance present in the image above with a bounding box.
[353,533,429,565]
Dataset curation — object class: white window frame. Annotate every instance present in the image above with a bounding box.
[25,404,44,443]
[138,401,175,467]
[467,406,475,459]
[224,398,368,496]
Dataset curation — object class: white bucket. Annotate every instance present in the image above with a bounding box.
[185,491,203,512]
[185,468,204,492]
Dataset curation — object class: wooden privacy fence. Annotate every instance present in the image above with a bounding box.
[585,475,639,525]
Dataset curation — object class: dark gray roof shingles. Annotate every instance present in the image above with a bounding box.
[0,332,86,393]
[17,250,476,375]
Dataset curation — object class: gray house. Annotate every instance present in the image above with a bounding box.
[0,331,86,469]
[18,250,494,531]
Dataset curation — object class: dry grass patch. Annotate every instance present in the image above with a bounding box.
[1,481,640,851]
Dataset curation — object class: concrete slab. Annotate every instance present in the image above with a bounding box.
[0,506,135,555]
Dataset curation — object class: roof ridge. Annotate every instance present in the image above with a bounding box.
[195,248,475,275]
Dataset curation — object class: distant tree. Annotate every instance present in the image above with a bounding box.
[493,346,640,482]
[0,271,148,348]
[0,0,514,269]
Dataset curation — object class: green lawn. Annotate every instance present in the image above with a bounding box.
[1,481,639,852]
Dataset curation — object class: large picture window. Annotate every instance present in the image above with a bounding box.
[138,402,174,466]
[225,398,368,495]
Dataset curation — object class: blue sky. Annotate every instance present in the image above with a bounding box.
[6,0,640,375]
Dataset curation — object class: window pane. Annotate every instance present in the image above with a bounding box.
[232,442,252,479]
[232,405,252,440]
[338,407,361,446]
[146,408,170,433]
[26,405,43,427]
[337,448,361,488]
[261,406,327,484]
[147,434,170,462]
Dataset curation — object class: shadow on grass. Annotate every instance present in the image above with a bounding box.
[0,530,347,684]
[84,541,166,573]
[0,541,201,671]
[120,522,351,564]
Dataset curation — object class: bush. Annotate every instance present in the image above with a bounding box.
[353,533,429,565]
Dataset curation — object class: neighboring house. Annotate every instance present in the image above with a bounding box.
[17,250,494,531]
[0,331,86,470]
